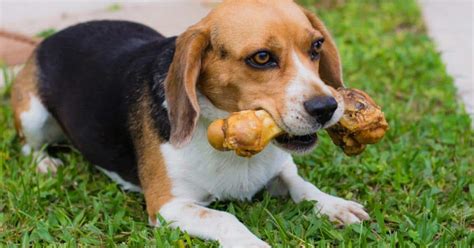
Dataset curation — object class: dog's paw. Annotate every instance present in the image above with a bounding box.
[36,157,63,174]
[315,194,370,225]
[220,237,270,248]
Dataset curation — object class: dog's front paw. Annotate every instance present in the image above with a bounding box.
[220,237,270,248]
[316,194,370,225]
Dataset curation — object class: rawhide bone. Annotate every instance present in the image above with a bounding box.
[207,88,388,157]
[207,110,283,157]
[326,88,388,156]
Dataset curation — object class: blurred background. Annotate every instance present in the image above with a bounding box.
[0,0,216,66]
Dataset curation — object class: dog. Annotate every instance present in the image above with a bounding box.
[11,0,369,246]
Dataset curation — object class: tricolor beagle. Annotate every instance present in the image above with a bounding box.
[11,0,369,246]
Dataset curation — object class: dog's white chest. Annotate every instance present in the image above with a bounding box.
[161,122,292,202]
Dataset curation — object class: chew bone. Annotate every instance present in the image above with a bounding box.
[326,88,388,155]
[207,88,388,157]
[207,110,283,157]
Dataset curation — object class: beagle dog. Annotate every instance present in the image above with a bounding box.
[11,0,369,246]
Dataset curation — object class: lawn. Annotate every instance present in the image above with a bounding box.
[1,0,473,247]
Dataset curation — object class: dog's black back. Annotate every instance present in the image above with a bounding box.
[36,21,176,184]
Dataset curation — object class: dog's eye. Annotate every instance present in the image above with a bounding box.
[246,51,278,69]
[310,38,324,61]
[254,52,270,64]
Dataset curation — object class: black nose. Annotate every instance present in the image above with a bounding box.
[304,96,338,124]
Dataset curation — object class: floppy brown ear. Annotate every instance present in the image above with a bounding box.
[165,25,210,148]
[301,7,345,88]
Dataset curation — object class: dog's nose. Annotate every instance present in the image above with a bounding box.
[304,96,338,124]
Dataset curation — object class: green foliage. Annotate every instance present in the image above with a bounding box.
[1,66,14,98]
[106,3,122,12]
[35,28,57,39]
[1,0,472,246]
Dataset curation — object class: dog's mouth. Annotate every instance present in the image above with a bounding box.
[274,133,318,153]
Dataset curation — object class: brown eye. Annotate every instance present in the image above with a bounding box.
[246,51,278,69]
[253,52,271,65]
[310,38,324,61]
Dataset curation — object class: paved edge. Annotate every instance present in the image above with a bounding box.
[419,0,474,128]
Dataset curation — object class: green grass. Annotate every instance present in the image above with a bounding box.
[35,29,57,39]
[1,0,473,246]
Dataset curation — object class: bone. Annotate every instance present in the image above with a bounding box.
[207,88,388,157]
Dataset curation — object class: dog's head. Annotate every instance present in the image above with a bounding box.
[165,0,345,153]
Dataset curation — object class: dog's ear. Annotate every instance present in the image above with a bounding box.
[165,25,210,148]
[301,7,345,88]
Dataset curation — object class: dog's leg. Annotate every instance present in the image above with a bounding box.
[15,96,64,174]
[135,100,269,247]
[11,59,64,174]
[275,161,369,225]
[140,156,269,247]
[157,199,270,248]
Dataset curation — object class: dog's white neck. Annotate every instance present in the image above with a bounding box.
[159,92,292,202]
